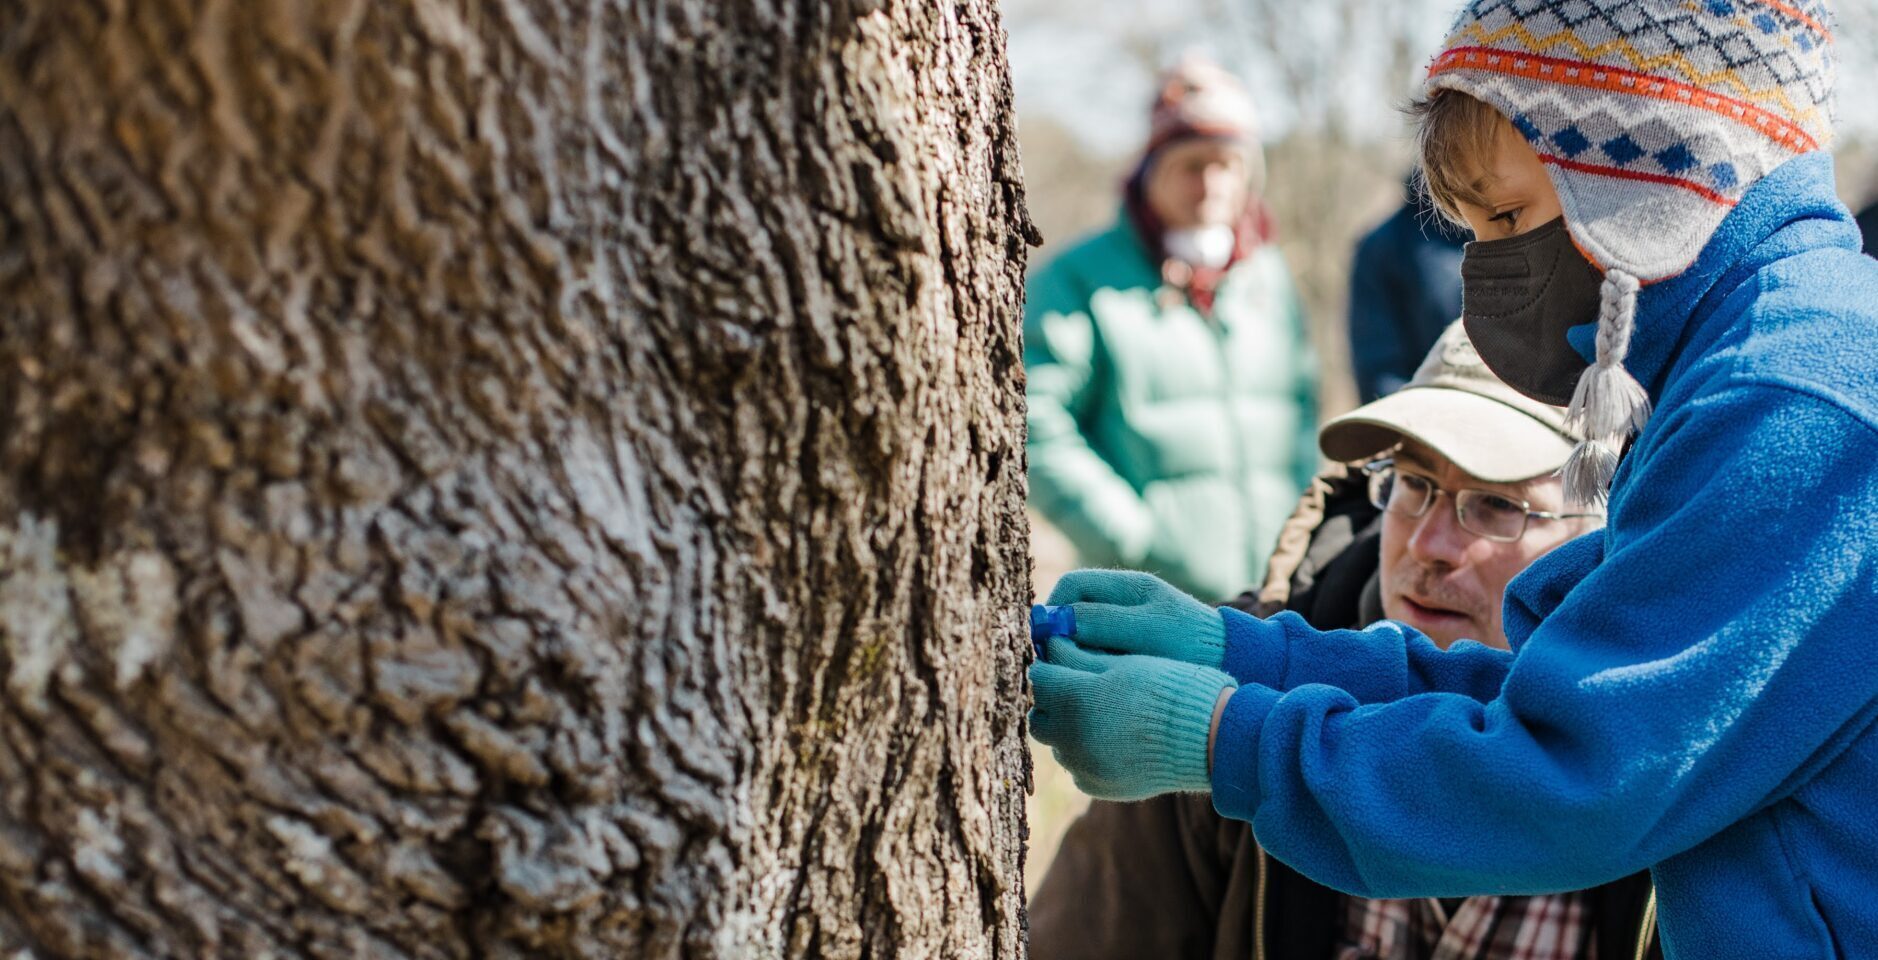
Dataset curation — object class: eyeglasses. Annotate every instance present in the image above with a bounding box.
[1363,459,1602,543]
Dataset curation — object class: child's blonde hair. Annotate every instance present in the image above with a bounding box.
[1408,91,1508,227]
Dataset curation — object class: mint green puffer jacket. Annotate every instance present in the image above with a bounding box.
[1024,216,1318,601]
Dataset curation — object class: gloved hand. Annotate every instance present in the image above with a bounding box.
[1029,636,1236,801]
[1047,569,1228,669]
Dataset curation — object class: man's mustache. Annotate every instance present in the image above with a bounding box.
[1400,569,1482,619]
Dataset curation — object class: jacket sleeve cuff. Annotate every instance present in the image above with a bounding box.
[1209,683,1282,823]
[1220,607,1287,688]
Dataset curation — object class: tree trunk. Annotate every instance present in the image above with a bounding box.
[0,2,1036,957]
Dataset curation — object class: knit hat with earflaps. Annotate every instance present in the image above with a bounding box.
[1424,0,1837,505]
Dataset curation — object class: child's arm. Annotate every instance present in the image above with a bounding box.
[1050,570,1519,705]
[1224,607,1516,705]
[1212,385,1878,897]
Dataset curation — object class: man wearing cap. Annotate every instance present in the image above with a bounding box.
[1029,323,1653,960]
[1024,56,1317,601]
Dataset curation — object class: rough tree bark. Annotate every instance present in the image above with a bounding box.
[0,2,1036,957]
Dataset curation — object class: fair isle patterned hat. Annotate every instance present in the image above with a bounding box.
[1424,0,1837,504]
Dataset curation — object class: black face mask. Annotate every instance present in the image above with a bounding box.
[1460,217,1605,406]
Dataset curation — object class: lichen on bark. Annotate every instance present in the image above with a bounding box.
[0,1,1034,957]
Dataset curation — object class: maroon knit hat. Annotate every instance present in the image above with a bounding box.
[1144,57,1259,159]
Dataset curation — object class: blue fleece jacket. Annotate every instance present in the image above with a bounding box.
[1210,152,1878,960]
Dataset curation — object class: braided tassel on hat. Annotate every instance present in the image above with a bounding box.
[1562,269,1650,507]
[1423,0,1838,502]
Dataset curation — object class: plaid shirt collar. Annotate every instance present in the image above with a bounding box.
[1336,892,1595,960]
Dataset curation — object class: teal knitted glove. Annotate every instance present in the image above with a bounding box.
[1028,637,1236,801]
[1047,569,1227,669]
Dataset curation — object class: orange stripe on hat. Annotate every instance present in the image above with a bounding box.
[1537,154,1740,208]
[1431,47,1819,154]
[1755,0,1832,42]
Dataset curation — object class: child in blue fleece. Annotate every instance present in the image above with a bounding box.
[1029,3,1878,958]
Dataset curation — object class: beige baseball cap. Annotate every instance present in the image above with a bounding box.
[1320,320,1580,483]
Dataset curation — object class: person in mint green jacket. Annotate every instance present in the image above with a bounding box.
[1025,57,1318,602]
